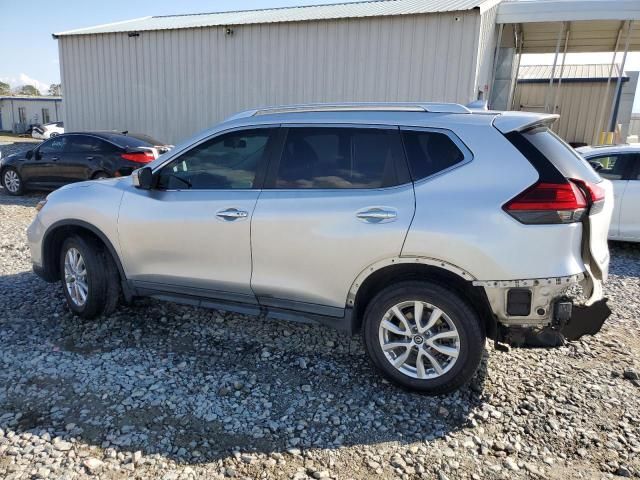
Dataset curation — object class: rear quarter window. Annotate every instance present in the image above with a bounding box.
[401,129,467,181]
[523,128,602,184]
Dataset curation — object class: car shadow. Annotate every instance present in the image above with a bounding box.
[0,269,489,464]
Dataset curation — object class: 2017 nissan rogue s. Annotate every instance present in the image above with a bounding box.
[26,103,613,394]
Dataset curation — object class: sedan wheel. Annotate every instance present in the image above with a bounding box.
[64,247,88,307]
[379,300,460,379]
[2,168,23,195]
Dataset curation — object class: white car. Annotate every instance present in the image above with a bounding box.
[32,122,64,140]
[577,145,640,242]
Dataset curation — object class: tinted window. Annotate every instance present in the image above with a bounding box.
[66,136,117,153]
[523,128,602,184]
[275,127,406,189]
[108,133,164,148]
[39,137,67,154]
[586,154,631,181]
[158,129,271,190]
[402,130,466,180]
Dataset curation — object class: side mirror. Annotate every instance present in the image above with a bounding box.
[132,166,154,190]
[25,150,34,160]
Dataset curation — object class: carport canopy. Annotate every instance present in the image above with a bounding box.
[496,0,640,53]
[493,0,640,138]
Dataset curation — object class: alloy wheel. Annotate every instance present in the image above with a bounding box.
[378,300,460,379]
[64,247,88,307]
[3,170,20,193]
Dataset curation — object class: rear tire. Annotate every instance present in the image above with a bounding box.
[362,281,485,395]
[59,235,121,319]
[2,167,24,196]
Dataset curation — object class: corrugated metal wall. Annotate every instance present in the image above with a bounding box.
[0,99,64,133]
[514,81,616,144]
[59,11,482,143]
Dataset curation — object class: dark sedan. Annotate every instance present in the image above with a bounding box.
[0,131,171,196]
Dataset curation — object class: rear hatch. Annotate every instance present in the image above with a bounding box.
[494,114,613,303]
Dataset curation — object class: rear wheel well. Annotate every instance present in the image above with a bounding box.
[351,263,496,339]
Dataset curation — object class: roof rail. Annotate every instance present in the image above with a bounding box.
[245,102,472,117]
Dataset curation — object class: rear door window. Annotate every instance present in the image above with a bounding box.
[273,127,408,189]
[523,128,602,184]
[66,136,118,153]
[401,129,467,181]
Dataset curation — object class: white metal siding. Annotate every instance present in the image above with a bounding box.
[0,99,64,133]
[59,12,481,143]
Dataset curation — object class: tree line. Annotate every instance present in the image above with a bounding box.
[0,81,62,96]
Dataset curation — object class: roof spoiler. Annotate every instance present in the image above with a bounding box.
[493,112,559,134]
[466,100,488,110]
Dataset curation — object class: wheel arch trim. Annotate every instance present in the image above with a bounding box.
[41,219,132,298]
[347,256,477,307]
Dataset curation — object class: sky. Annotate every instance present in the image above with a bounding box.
[0,0,638,111]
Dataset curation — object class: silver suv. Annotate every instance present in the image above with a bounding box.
[27,103,613,394]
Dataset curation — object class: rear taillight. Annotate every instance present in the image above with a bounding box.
[572,178,606,214]
[121,151,155,163]
[504,181,588,224]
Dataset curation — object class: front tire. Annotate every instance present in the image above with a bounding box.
[59,235,120,319]
[2,167,24,196]
[362,281,485,395]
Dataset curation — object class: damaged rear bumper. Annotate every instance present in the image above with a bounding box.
[475,272,611,347]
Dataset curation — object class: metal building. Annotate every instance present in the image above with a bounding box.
[0,96,64,133]
[53,0,640,145]
[53,0,502,143]
[514,65,639,145]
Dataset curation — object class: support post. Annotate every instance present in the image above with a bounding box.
[545,22,565,113]
[594,21,624,144]
[552,23,571,121]
[488,23,505,109]
[608,21,634,133]
[509,24,524,111]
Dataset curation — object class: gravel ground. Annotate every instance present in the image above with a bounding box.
[0,147,639,479]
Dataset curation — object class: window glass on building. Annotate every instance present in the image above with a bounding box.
[158,129,272,190]
[402,130,466,181]
[42,108,50,124]
[18,107,26,124]
[275,127,406,189]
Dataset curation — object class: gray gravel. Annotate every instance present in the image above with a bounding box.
[0,181,639,479]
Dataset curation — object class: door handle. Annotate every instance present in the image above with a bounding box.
[216,208,249,221]
[356,208,397,223]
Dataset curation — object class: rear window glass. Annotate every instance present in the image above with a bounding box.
[402,130,466,181]
[109,133,165,148]
[523,128,602,184]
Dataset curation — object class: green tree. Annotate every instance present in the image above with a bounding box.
[0,81,10,95]
[48,83,62,96]
[16,84,40,96]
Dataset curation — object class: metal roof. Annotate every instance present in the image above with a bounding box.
[53,0,499,37]
[497,0,640,24]
[0,96,62,101]
[517,64,629,83]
